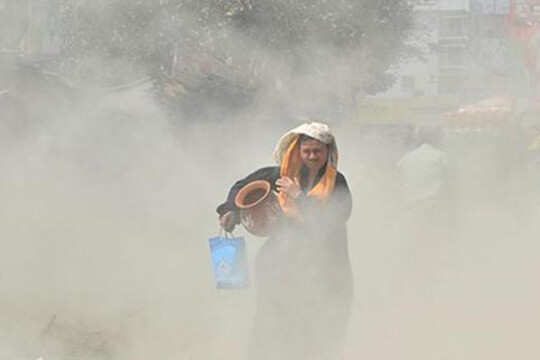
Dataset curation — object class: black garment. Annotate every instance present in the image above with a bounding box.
[217,166,353,360]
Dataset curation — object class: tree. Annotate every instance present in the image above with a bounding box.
[234,0,413,94]
[58,0,413,117]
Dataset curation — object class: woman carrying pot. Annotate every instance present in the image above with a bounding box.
[216,121,353,360]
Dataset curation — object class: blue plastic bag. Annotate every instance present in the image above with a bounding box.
[208,233,250,289]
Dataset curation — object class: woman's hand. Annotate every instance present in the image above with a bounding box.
[276,176,302,199]
[219,211,236,232]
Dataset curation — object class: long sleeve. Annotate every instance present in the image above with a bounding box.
[331,172,353,222]
[216,166,280,218]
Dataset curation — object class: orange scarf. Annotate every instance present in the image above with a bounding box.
[278,136,337,218]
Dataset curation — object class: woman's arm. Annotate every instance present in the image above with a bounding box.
[216,166,280,230]
[329,172,353,222]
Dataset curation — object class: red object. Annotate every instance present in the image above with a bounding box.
[508,0,540,76]
[235,180,280,237]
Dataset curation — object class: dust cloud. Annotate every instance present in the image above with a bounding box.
[1,2,540,360]
[0,72,287,360]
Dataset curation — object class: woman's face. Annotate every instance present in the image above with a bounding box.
[299,138,329,172]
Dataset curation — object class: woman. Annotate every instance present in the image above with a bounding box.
[216,122,353,360]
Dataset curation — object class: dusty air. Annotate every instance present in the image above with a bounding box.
[0,1,539,360]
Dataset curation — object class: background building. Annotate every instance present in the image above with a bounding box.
[381,0,518,100]
[0,0,61,55]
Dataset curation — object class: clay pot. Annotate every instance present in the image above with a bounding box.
[234,180,280,237]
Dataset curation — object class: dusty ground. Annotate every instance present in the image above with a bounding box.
[1,116,539,360]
